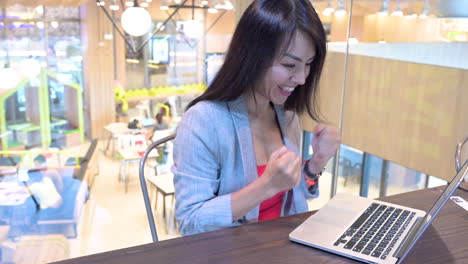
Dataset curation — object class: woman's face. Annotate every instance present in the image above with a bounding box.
[259,31,316,105]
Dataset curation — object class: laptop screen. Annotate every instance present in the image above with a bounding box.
[396,160,468,261]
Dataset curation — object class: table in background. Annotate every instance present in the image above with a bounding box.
[117,149,158,193]
[103,123,144,158]
[55,183,468,264]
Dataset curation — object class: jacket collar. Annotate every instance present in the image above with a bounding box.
[227,96,298,219]
[226,96,295,185]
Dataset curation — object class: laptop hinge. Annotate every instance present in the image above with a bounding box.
[393,216,423,259]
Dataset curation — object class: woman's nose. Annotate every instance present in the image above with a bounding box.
[291,67,307,85]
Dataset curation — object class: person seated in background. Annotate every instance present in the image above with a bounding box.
[33,154,63,193]
[146,102,172,141]
[154,112,169,131]
[127,119,141,129]
[27,155,63,209]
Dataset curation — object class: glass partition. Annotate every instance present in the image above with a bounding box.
[0,5,86,262]
[307,0,466,206]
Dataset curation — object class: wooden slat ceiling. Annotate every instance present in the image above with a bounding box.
[0,0,90,7]
[0,0,434,17]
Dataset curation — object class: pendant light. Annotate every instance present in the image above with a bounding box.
[121,0,152,36]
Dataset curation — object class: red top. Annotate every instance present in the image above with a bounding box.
[257,165,285,221]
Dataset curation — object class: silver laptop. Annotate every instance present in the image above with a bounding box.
[289,160,468,264]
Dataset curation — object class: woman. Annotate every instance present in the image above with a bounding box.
[173,0,340,235]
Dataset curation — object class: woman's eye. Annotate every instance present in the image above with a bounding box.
[282,64,295,69]
[305,63,312,67]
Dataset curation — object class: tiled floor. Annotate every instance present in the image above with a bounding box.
[67,141,179,259]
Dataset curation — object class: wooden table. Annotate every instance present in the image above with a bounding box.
[103,123,143,158]
[55,183,468,264]
[117,149,158,193]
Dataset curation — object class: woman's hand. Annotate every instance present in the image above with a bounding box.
[231,146,301,221]
[308,124,341,174]
[262,146,302,194]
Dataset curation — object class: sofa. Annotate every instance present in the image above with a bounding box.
[7,140,98,239]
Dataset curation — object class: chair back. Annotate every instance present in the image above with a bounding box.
[139,132,176,243]
[456,136,468,172]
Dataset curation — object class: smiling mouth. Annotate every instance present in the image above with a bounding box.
[278,86,295,97]
[281,87,295,92]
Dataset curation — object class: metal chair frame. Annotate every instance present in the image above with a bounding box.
[455,136,468,172]
[139,132,176,243]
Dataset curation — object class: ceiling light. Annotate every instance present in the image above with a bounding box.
[378,0,389,16]
[334,9,346,17]
[126,59,140,64]
[208,7,218,13]
[334,0,346,17]
[109,0,120,10]
[140,2,149,7]
[419,0,430,19]
[391,10,403,16]
[35,5,44,15]
[182,20,203,39]
[51,21,59,28]
[121,6,152,36]
[214,0,234,10]
[160,0,169,10]
[36,21,44,29]
[391,0,403,16]
[125,1,134,7]
[405,11,417,19]
[109,4,120,10]
[322,0,335,16]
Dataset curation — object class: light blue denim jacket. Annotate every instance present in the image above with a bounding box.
[172,96,318,236]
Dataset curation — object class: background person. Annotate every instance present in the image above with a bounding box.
[28,154,63,209]
[172,0,340,235]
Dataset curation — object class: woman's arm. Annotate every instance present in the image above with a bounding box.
[308,124,341,174]
[173,104,235,235]
[231,146,301,221]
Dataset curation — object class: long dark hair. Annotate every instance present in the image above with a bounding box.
[187,0,326,121]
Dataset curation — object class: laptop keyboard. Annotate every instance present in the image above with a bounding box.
[333,203,416,260]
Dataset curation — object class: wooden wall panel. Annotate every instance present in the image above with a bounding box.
[81,2,116,139]
[302,51,468,181]
[342,55,468,181]
[300,51,345,130]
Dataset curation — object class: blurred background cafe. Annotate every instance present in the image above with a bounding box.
[0,0,466,263]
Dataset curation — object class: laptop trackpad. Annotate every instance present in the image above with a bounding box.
[312,205,359,228]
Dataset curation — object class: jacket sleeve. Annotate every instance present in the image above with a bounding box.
[172,103,238,235]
